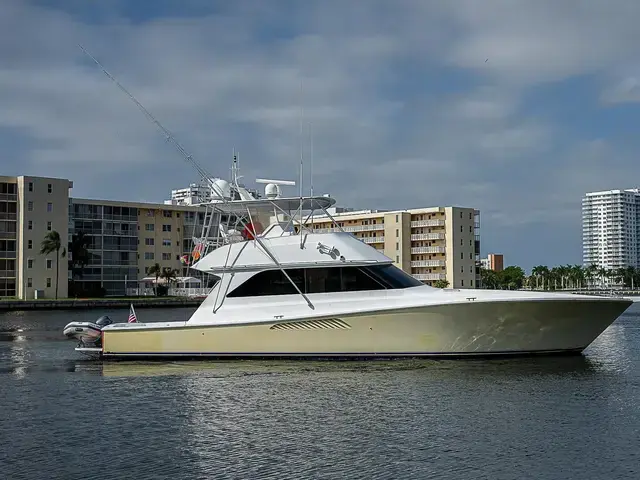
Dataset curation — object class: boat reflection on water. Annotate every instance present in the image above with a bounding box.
[85,355,603,379]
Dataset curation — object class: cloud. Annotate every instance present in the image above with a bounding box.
[1,0,639,270]
[600,77,640,104]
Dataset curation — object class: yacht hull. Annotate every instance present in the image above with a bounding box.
[100,298,631,358]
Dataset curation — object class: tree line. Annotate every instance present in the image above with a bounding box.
[481,264,640,291]
[432,264,640,291]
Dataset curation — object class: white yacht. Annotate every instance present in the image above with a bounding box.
[66,47,633,358]
[64,184,633,359]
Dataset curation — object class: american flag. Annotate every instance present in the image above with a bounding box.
[128,304,137,323]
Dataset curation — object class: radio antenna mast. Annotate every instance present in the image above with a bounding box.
[77,44,224,198]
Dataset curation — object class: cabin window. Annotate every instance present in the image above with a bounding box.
[227,264,422,298]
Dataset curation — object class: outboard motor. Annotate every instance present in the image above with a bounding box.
[95,315,113,328]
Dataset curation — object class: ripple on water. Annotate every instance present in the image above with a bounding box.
[1,306,640,479]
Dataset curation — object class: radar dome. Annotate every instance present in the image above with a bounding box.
[265,183,280,199]
[212,179,231,200]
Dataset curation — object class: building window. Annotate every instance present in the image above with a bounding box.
[460,212,462,218]
[28,182,33,192]
[162,252,171,261]
[395,215,399,222]
[469,213,473,220]
[27,278,32,287]
[47,202,53,212]
[396,256,400,263]
[461,280,464,287]
[145,238,154,246]
[27,259,33,268]
[46,278,51,288]
[162,239,171,247]
[176,212,180,218]
[46,259,52,269]
[28,220,33,230]
[396,242,399,250]
[395,229,399,237]
[47,183,52,193]
[28,201,33,211]
[144,252,154,260]
[469,226,472,233]
[460,252,464,259]
[145,224,154,231]
[28,240,32,250]
[469,252,473,260]
[461,266,464,273]
[47,221,52,231]
[163,210,172,218]
[460,239,463,246]
[162,224,171,232]
[460,225,463,232]
[470,280,474,287]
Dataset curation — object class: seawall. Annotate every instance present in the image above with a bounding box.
[0,297,203,311]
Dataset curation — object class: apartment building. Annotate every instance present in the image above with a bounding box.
[165,181,261,206]
[69,198,210,297]
[309,206,481,288]
[480,253,504,272]
[582,189,640,269]
[0,175,73,299]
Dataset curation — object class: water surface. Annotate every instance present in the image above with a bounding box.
[1,305,639,479]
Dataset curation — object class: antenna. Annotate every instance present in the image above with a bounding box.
[76,44,225,199]
[298,77,304,248]
[310,120,314,225]
[309,121,314,198]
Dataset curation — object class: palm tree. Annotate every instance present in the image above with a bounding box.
[531,265,546,290]
[570,264,584,289]
[69,231,91,279]
[40,230,66,300]
[161,267,179,292]
[147,263,162,296]
[585,264,599,289]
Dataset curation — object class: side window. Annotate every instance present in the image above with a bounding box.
[227,269,304,297]
[305,267,341,294]
[341,268,386,292]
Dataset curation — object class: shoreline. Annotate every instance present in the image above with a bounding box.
[0,297,204,311]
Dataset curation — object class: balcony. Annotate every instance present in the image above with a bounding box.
[411,260,446,267]
[411,233,445,241]
[413,273,447,281]
[0,213,17,221]
[410,220,445,227]
[0,232,17,239]
[0,193,17,201]
[411,246,446,254]
[361,237,385,244]
[0,270,16,278]
[0,250,16,259]
[315,224,384,233]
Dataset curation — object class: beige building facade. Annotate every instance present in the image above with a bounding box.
[69,198,209,297]
[0,174,212,299]
[310,206,481,288]
[1,175,73,299]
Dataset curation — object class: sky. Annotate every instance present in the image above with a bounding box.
[2,0,640,272]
